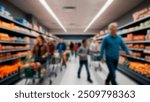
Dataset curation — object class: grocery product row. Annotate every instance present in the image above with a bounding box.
[0,61,20,80]
[0,4,46,34]
[119,57,150,77]
[0,51,30,62]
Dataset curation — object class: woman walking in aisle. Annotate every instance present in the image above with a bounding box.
[32,35,48,65]
[99,23,132,85]
[32,35,48,83]
[77,39,93,83]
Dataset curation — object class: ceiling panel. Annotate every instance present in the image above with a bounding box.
[8,0,144,34]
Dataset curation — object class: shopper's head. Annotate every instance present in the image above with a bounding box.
[82,39,88,47]
[108,22,118,36]
[37,35,45,45]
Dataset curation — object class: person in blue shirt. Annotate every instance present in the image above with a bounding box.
[57,39,66,55]
[100,23,132,85]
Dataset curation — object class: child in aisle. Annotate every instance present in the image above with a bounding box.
[77,39,93,83]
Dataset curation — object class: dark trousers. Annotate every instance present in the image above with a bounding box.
[78,60,91,80]
[106,57,118,85]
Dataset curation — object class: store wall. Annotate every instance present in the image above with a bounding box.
[0,0,26,19]
[116,0,150,27]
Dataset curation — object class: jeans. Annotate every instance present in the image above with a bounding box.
[78,60,91,80]
[75,51,78,58]
[106,57,118,85]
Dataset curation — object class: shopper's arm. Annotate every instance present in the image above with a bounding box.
[120,37,130,54]
[100,38,106,60]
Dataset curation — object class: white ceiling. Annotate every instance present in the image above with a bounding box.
[9,0,144,34]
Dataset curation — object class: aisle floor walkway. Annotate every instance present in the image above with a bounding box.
[53,56,137,85]
[16,56,138,85]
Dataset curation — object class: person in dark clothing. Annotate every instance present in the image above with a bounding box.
[78,42,81,48]
[32,35,48,64]
[77,39,93,83]
[100,23,132,85]
[70,42,74,55]
[32,35,48,84]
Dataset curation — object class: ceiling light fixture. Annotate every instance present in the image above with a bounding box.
[84,0,114,32]
[38,0,67,32]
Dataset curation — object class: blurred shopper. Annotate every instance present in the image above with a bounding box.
[100,23,131,85]
[32,35,48,64]
[73,43,78,58]
[48,40,56,56]
[89,39,102,71]
[56,39,67,67]
[64,47,71,62]
[77,39,93,83]
[56,39,66,56]
[70,42,74,55]
[78,42,81,48]
[32,35,48,83]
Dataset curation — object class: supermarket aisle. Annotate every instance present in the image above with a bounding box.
[52,56,138,85]
[16,56,138,85]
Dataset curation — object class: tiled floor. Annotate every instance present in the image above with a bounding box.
[16,56,138,85]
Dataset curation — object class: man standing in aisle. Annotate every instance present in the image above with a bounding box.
[77,39,93,83]
[100,22,131,85]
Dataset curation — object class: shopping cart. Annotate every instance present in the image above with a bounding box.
[46,53,63,84]
[18,56,48,85]
[90,52,102,71]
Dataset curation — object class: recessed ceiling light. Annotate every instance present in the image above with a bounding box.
[84,0,114,32]
[38,0,67,32]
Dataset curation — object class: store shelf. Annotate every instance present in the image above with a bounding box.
[118,64,150,85]
[0,55,26,63]
[0,14,44,35]
[121,54,150,63]
[0,26,36,38]
[129,48,145,51]
[0,48,31,53]
[118,26,150,36]
[0,72,19,85]
[0,41,29,45]
[125,40,150,44]
[118,15,150,30]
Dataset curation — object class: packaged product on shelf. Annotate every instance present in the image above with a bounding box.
[0,5,5,15]
[129,61,150,76]
[145,55,150,60]
[132,7,150,21]
[15,18,30,27]
[146,30,150,40]
[0,62,20,79]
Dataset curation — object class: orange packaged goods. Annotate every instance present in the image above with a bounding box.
[0,33,11,41]
[0,62,19,79]
[0,21,16,30]
[129,62,150,76]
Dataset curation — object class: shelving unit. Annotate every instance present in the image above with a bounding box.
[0,55,26,63]
[0,41,29,45]
[97,15,150,84]
[0,27,36,38]
[121,54,150,63]
[0,14,40,85]
[0,48,31,53]
[0,14,45,35]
